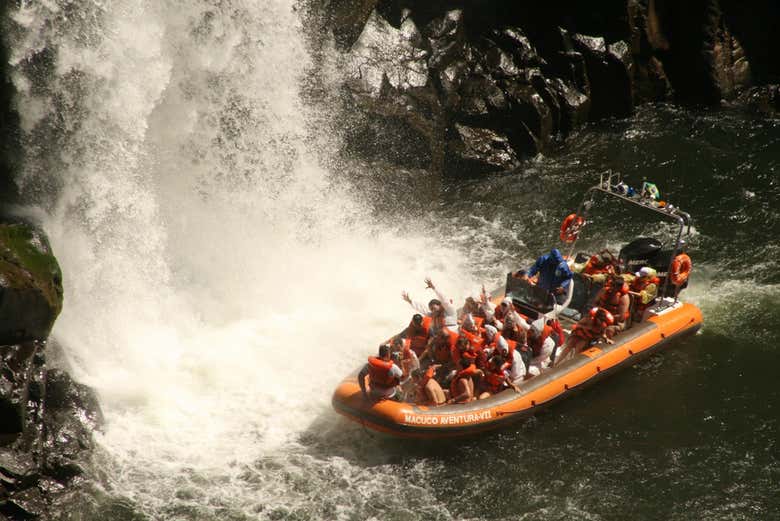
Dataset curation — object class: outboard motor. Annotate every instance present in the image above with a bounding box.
[620,237,687,296]
[619,237,663,272]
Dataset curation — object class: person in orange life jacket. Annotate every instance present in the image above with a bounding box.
[458,320,489,370]
[390,336,419,383]
[358,344,403,401]
[411,365,446,405]
[628,267,659,322]
[527,322,556,372]
[461,296,488,321]
[547,318,565,347]
[476,284,504,327]
[493,297,515,323]
[396,352,420,402]
[460,313,479,334]
[460,314,486,350]
[481,307,503,332]
[419,327,459,368]
[452,335,480,367]
[478,354,521,399]
[581,250,618,282]
[553,307,614,366]
[501,306,529,342]
[446,358,479,404]
[597,274,631,337]
[401,313,432,357]
[401,278,457,334]
[484,326,527,383]
[482,325,503,351]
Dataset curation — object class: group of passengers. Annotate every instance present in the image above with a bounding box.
[358,248,661,405]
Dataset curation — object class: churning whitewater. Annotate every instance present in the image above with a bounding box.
[9,1,475,518]
[11,1,780,520]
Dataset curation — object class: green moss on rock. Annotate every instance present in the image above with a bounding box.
[0,224,63,343]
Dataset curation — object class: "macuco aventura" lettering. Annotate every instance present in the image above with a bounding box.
[403,410,493,425]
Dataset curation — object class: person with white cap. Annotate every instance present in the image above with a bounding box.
[629,266,660,322]
[483,325,527,383]
[527,322,556,372]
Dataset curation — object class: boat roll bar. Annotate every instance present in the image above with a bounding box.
[566,175,693,304]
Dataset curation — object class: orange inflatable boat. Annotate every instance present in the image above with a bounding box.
[332,178,703,438]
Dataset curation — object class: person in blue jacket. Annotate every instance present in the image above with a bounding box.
[526,248,573,304]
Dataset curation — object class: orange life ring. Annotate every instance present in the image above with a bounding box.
[559,213,584,243]
[669,253,692,286]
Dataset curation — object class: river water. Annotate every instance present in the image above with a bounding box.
[6,1,780,520]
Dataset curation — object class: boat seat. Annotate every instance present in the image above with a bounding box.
[567,272,604,315]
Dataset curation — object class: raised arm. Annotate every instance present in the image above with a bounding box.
[402,290,431,315]
[426,278,456,323]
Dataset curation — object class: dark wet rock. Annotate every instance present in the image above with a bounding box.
[447,124,520,173]
[42,369,102,482]
[0,449,38,491]
[504,79,552,150]
[737,85,780,115]
[426,9,466,71]
[0,224,63,345]
[0,1,21,207]
[1,486,46,519]
[329,0,780,175]
[328,0,380,48]
[492,27,545,68]
[346,11,430,109]
[549,78,590,134]
[648,0,752,104]
[572,33,634,120]
[345,10,443,167]
[1,343,40,434]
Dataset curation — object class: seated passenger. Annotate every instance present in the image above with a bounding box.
[525,248,574,304]
[446,358,479,404]
[596,274,631,337]
[482,309,503,332]
[476,285,503,326]
[460,313,483,342]
[547,318,565,347]
[501,309,529,343]
[527,323,556,371]
[628,267,660,322]
[582,250,618,281]
[493,297,513,323]
[478,355,521,399]
[403,313,432,357]
[358,344,403,401]
[391,336,420,380]
[461,296,487,323]
[486,332,527,383]
[411,366,446,406]
[482,325,504,352]
[553,307,614,366]
[419,327,459,368]
[401,278,458,334]
[451,335,474,364]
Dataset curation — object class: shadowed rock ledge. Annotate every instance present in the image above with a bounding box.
[319,0,780,176]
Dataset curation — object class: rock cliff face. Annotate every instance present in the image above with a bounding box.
[324,0,780,176]
[0,1,21,206]
[0,223,101,520]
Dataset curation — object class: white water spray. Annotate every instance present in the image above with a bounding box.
[8,1,474,517]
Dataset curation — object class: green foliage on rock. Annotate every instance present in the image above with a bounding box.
[0,223,63,343]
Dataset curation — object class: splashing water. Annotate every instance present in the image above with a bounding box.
[8,1,476,517]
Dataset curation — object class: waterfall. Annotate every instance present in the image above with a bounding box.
[7,1,471,517]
